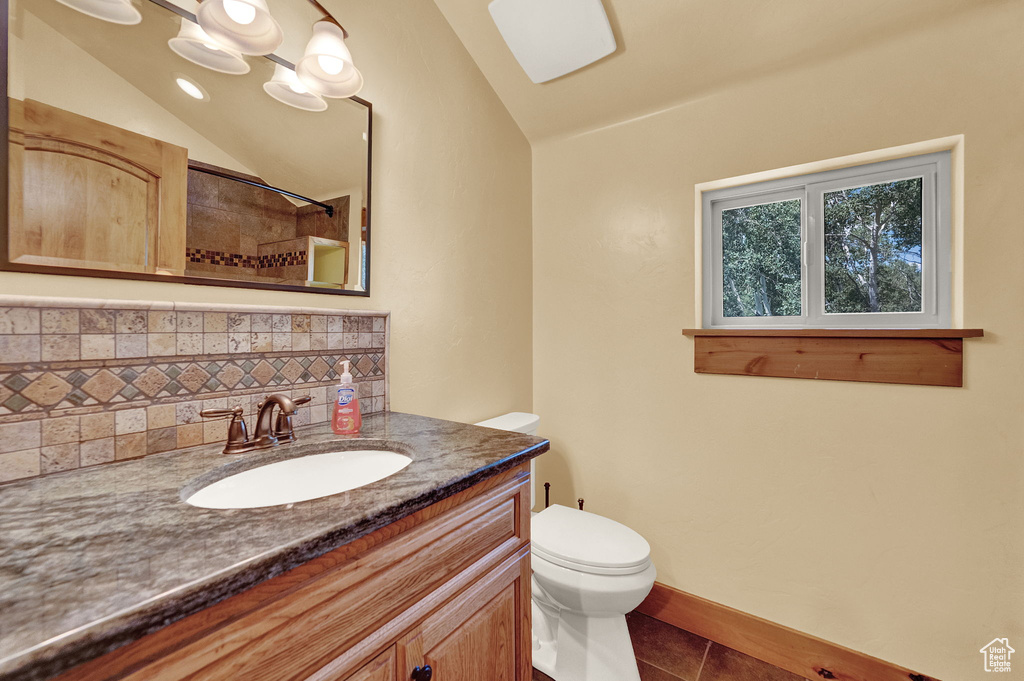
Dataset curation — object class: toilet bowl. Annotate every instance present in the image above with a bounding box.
[530,504,656,681]
[474,413,656,681]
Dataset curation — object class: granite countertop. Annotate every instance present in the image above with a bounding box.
[0,412,549,681]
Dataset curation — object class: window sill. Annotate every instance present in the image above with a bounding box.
[680,329,984,387]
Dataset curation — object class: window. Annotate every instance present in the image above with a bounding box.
[702,151,951,328]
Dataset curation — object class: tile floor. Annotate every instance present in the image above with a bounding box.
[532,612,807,681]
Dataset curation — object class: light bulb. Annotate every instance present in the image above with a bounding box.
[289,81,308,94]
[222,0,256,25]
[317,54,345,76]
[176,77,205,99]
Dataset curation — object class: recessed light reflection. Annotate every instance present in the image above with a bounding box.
[175,76,208,100]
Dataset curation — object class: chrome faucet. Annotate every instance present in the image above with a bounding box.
[200,393,311,455]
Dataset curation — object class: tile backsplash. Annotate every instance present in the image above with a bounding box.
[0,296,388,483]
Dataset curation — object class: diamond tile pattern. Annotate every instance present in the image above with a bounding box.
[82,370,128,402]
[251,360,277,385]
[3,374,31,392]
[281,359,305,383]
[3,393,31,412]
[134,367,170,397]
[22,373,73,407]
[309,358,330,380]
[66,371,90,387]
[0,304,388,482]
[177,364,212,392]
[0,352,386,409]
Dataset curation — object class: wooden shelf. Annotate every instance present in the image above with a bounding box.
[681,329,984,387]
[682,328,984,338]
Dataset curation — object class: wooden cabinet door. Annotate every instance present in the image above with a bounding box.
[8,98,188,274]
[397,548,531,681]
[338,648,395,681]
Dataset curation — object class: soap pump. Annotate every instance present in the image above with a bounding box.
[331,360,362,435]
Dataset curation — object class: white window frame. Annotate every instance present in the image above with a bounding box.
[701,151,951,329]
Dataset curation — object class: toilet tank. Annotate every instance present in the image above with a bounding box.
[474,412,540,436]
[474,412,540,509]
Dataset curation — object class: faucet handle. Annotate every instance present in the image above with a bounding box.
[199,406,243,419]
[200,406,251,454]
[273,396,311,443]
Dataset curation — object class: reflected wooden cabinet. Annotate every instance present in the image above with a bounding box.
[7,98,187,274]
[56,464,533,681]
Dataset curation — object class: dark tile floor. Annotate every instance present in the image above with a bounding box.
[532,612,807,681]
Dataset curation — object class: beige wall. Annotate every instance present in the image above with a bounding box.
[1,0,534,423]
[532,3,1023,680]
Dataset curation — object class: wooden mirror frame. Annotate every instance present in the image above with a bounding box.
[0,0,373,297]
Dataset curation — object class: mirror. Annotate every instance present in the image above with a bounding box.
[4,0,372,294]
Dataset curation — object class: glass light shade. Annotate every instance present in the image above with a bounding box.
[168,19,250,75]
[263,63,328,112]
[55,0,141,24]
[196,0,283,56]
[296,20,363,98]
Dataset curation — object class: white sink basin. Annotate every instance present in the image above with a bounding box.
[185,449,413,509]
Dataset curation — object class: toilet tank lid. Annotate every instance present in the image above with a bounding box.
[474,412,540,434]
[532,504,651,570]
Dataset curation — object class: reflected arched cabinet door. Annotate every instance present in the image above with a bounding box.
[7,98,187,274]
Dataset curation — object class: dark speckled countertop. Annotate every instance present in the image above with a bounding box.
[0,412,549,681]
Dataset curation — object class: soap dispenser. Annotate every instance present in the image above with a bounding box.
[331,360,362,435]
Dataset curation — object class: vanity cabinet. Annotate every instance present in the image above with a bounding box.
[397,565,521,681]
[338,648,395,681]
[54,464,532,681]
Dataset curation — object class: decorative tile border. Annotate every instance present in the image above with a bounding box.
[186,248,259,269]
[259,251,307,268]
[0,353,385,414]
[0,297,390,483]
[185,248,309,270]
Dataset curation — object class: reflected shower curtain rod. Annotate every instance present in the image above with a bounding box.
[188,163,334,218]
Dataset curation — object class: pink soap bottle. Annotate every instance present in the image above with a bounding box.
[331,360,362,435]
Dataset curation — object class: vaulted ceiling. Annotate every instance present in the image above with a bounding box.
[432,0,1008,142]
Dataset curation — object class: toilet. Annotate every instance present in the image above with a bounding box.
[474,413,656,681]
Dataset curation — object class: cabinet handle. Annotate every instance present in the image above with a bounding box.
[411,665,432,681]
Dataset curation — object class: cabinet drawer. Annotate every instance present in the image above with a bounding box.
[105,470,530,681]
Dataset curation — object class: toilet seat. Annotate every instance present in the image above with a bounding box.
[532,504,651,576]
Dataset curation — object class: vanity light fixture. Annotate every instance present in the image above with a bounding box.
[196,0,283,55]
[263,62,328,111]
[70,0,364,108]
[168,18,250,74]
[54,0,141,25]
[175,74,210,100]
[295,18,363,98]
